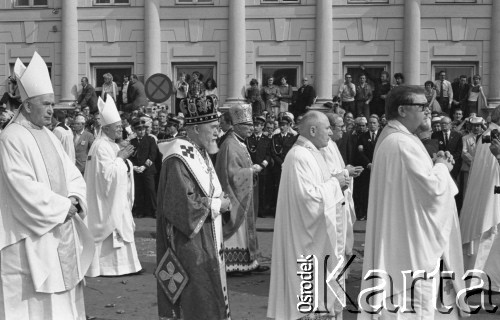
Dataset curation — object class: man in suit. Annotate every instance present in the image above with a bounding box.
[271,115,298,212]
[352,115,381,220]
[432,116,463,181]
[77,77,98,114]
[247,115,273,217]
[434,70,453,116]
[129,119,158,218]
[73,114,95,175]
[452,75,470,114]
[293,77,316,118]
[124,74,148,112]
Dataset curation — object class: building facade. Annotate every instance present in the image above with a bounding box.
[0,0,498,113]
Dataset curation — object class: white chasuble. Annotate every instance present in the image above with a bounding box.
[268,136,344,320]
[358,120,468,320]
[85,135,141,276]
[460,123,500,291]
[0,114,93,320]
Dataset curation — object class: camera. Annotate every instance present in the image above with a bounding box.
[482,129,500,144]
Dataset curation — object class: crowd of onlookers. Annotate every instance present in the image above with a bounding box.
[0,69,491,221]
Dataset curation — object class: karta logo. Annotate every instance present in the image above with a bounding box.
[297,256,499,315]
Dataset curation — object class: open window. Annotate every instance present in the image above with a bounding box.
[91,63,134,97]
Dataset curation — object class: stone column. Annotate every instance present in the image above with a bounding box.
[222,0,246,111]
[59,0,78,105]
[487,1,500,117]
[311,0,333,111]
[403,0,420,85]
[144,0,161,80]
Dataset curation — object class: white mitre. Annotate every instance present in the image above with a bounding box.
[13,52,53,102]
[98,96,121,126]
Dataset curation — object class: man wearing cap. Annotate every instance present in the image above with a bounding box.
[77,76,98,114]
[85,96,142,277]
[460,116,484,192]
[268,111,348,320]
[130,118,158,218]
[0,52,94,319]
[247,115,273,218]
[271,114,298,214]
[293,77,316,118]
[461,106,500,295]
[360,85,468,319]
[158,116,180,140]
[156,95,231,319]
[431,116,442,133]
[216,104,268,274]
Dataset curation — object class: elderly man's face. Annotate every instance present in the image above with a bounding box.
[73,117,85,133]
[440,118,452,132]
[26,93,55,127]
[330,118,345,142]
[311,117,333,149]
[196,121,220,154]
[368,118,379,132]
[103,121,122,140]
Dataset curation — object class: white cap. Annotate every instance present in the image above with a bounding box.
[14,52,53,102]
[98,96,121,126]
[431,116,442,123]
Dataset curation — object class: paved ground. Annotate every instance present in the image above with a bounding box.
[84,218,500,320]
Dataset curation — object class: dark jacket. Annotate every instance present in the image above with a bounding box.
[271,132,297,167]
[74,130,95,173]
[77,84,98,114]
[294,85,316,114]
[451,82,470,106]
[353,130,381,168]
[246,133,273,175]
[431,130,463,179]
[127,80,148,109]
[130,135,158,175]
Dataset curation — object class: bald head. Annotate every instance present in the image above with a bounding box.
[298,111,332,149]
[326,113,343,127]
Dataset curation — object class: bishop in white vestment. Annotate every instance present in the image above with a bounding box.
[460,107,500,292]
[0,52,94,320]
[359,86,468,320]
[268,112,347,320]
[85,97,142,276]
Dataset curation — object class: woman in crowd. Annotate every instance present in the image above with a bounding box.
[204,77,218,97]
[175,72,189,113]
[246,78,265,116]
[424,80,442,113]
[355,74,373,117]
[467,74,488,116]
[101,73,118,101]
[0,76,21,110]
[261,76,281,117]
[278,76,293,113]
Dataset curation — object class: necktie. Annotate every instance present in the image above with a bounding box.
[444,132,448,147]
[371,132,375,142]
[440,81,444,99]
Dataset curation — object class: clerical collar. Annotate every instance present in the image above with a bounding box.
[295,135,319,152]
[14,112,43,130]
[255,133,262,138]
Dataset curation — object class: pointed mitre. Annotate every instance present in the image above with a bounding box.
[98,96,121,126]
[14,52,53,102]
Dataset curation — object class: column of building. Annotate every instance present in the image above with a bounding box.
[311,0,333,110]
[144,0,161,80]
[222,1,246,111]
[488,1,500,113]
[403,0,421,86]
[59,0,79,105]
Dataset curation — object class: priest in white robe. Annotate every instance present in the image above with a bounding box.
[85,96,142,277]
[0,52,94,320]
[53,109,76,163]
[268,111,348,320]
[460,106,500,292]
[359,86,468,320]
